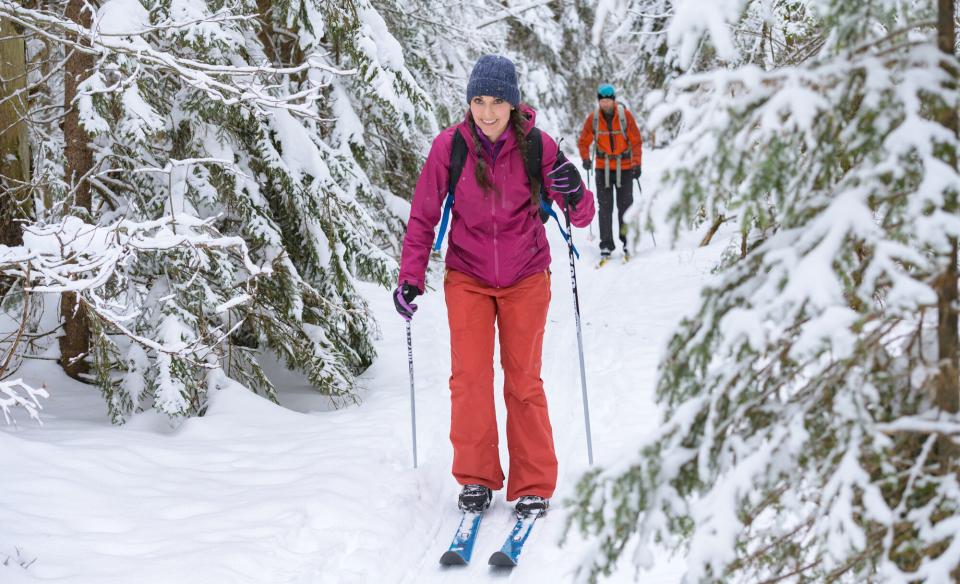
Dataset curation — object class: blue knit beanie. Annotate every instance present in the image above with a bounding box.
[466,55,520,107]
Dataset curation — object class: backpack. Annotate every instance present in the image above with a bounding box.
[592,105,632,157]
[432,127,570,254]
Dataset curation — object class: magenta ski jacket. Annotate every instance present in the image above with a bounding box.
[398,106,595,291]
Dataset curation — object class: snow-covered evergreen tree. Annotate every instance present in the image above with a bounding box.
[0,0,456,422]
[570,0,960,582]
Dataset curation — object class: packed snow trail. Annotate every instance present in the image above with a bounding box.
[1,150,722,583]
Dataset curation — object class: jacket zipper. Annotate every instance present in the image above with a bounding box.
[491,158,500,287]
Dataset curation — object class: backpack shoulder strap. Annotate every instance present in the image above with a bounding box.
[618,106,628,139]
[523,127,543,185]
[526,128,564,227]
[592,108,600,145]
[448,129,468,196]
[433,129,468,253]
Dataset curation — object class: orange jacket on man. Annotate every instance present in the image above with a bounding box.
[578,104,643,171]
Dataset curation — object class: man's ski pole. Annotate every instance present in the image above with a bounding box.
[563,200,595,466]
[406,321,418,468]
[633,171,656,247]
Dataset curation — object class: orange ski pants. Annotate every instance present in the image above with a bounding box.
[444,269,557,501]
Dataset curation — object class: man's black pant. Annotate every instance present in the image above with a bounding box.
[596,175,634,254]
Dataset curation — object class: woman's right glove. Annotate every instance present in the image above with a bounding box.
[393,283,420,321]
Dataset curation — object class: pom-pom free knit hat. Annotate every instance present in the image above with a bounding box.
[466,55,521,107]
[597,84,616,99]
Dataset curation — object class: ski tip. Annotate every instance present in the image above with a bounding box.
[488,551,517,567]
[440,551,469,566]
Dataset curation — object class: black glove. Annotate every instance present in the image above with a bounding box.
[581,159,592,171]
[633,166,641,179]
[393,283,420,320]
[548,151,585,209]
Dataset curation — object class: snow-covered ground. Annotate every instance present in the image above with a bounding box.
[1,150,727,583]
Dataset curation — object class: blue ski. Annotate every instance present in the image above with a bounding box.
[488,511,542,567]
[439,512,484,565]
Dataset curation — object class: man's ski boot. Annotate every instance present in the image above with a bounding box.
[515,495,549,518]
[597,251,611,269]
[458,484,493,513]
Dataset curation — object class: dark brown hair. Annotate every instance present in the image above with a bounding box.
[466,108,540,210]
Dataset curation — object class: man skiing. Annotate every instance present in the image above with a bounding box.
[578,84,642,264]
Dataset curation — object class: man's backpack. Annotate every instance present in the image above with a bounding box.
[591,104,635,188]
[432,127,563,254]
[591,103,631,157]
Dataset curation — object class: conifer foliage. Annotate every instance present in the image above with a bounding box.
[0,0,439,422]
[570,1,960,582]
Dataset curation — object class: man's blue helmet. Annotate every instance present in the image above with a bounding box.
[597,84,616,99]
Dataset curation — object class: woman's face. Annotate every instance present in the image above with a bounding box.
[470,96,513,141]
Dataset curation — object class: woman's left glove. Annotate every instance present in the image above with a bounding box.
[393,283,420,321]
[547,151,584,209]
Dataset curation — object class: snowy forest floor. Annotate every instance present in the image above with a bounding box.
[1,149,727,583]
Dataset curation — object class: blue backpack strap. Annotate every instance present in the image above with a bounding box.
[433,196,454,253]
[540,200,580,259]
[433,130,468,252]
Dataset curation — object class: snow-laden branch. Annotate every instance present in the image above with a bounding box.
[0,1,356,118]
[0,379,48,425]
[0,215,270,367]
[476,0,556,29]
[876,415,960,435]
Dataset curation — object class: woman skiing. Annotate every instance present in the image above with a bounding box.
[393,55,595,518]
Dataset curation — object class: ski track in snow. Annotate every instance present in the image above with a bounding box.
[1,150,725,583]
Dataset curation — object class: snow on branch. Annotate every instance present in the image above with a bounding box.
[668,0,746,67]
[0,0,354,118]
[0,379,48,426]
[0,215,269,367]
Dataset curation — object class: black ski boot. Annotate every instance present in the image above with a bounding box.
[458,484,492,513]
[515,495,548,518]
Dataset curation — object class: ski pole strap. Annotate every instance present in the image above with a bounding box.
[541,200,580,259]
[433,192,455,252]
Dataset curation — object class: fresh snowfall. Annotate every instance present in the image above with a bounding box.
[2,149,698,583]
[3,1,960,583]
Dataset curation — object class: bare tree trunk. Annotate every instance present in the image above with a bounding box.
[59,0,94,380]
[935,0,959,470]
[0,17,29,247]
[255,0,279,65]
[700,214,728,247]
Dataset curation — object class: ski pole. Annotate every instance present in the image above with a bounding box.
[632,171,656,247]
[586,167,595,242]
[563,200,595,466]
[406,321,418,468]
[637,179,655,248]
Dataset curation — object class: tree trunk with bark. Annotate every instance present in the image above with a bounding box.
[0,17,29,247]
[935,0,959,470]
[59,0,95,380]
